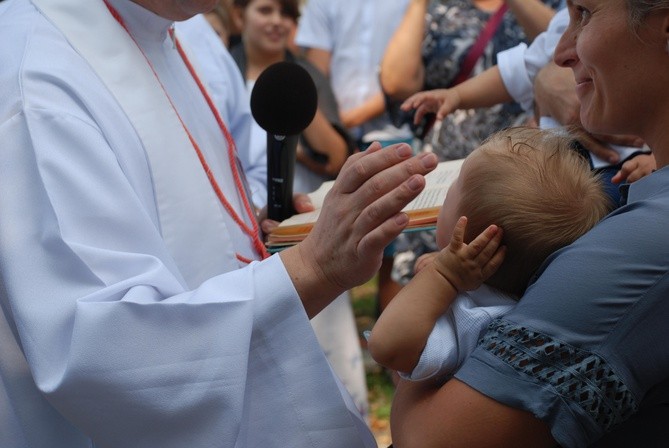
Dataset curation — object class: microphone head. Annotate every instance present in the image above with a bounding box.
[250,61,318,136]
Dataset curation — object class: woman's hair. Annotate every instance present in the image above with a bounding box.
[233,0,300,22]
[458,127,612,297]
[208,1,235,35]
[626,1,669,30]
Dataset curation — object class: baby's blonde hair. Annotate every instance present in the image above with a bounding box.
[458,127,612,297]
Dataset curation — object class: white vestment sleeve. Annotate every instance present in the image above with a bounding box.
[0,102,374,448]
[0,108,266,444]
[0,2,374,446]
[498,7,569,112]
[0,102,371,448]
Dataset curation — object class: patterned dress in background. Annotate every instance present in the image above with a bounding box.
[421,0,562,160]
[393,0,562,284]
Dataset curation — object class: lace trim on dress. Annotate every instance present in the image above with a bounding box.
[480,319,638,430]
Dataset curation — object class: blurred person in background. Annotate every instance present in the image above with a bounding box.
[230,0,368,419]
[296,0,413,319]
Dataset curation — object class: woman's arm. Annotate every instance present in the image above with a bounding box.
[505,0,556,42]
[379,0,428,101]
[391,378,557,448]
[340,91,386,129]
[299,108,350,177]
[302,47,331,77]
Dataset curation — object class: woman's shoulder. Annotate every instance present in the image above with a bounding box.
[228,43,246,71]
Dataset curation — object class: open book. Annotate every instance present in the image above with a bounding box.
[266,158,464,251]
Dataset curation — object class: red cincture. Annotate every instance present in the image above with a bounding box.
[104,1,269,263]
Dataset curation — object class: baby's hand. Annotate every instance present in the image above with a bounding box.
[414,252,438,274]
[433,217,505,292]
[400,88,461,125]
[611,153,656,184]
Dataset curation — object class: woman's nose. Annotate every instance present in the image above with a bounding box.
[269,11,283,24]
[554,25,578,68]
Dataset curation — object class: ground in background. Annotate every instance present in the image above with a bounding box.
[351,277,394,448]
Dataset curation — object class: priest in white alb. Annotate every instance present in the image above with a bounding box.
[0,0,438,447]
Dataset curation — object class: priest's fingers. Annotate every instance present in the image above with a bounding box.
[292,193,315,214]
[279,147,436,317]
[331,141,393,193]
[355,174,427,258]
[333,142,436,196]
[332,149,436,247]
[314,169,428,261]
[260,194,314,236]
[260,218,279,235]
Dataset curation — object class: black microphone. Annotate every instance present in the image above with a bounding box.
[250,61,318,221]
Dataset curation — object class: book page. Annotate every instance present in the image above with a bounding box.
[403,158,463,211]
[274,208,321,228]
[306,180,334,209]
[273,158,463,231]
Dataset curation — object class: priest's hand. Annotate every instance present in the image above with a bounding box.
[280,141,438,317]
[259,194,315,237]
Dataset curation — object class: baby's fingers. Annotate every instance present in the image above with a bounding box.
[437,101,455,120]
[467,224,503,261]
[448,216,468,249]
[414,105,432,126]
[414,252,438,274]
[481,245,506,279]
[400,94,423,111]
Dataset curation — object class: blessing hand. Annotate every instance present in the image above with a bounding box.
[280,141,438,316]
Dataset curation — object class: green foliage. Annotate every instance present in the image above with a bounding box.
[352,274,395,422]
[367,371,394,419]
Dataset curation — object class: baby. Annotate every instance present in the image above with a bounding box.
[368,127,611,381]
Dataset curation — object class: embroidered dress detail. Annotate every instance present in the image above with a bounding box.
[480,319,638,430]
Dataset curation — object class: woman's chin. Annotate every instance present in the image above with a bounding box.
[580,120,619,138]
[580,110,611,136]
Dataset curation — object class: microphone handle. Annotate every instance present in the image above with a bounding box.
[267,133,298,222]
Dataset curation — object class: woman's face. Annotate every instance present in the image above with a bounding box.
[241,0,294,55]
[554,0,669,137]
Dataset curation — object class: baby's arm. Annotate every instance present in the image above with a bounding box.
[367,217,505,374]
[400,66,514,126]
